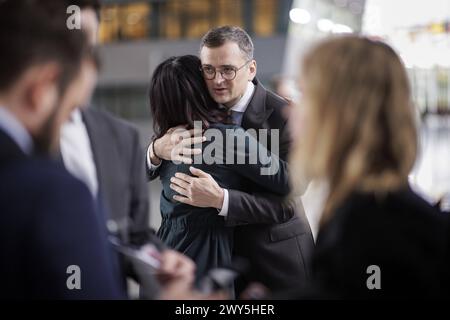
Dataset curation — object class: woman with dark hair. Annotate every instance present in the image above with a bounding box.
[149,55,290,283]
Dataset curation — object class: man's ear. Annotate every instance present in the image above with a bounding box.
[24,63,60,117]
[248,60,257,81]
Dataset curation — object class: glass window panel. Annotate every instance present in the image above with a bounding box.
[253,0,277,37]
[99,5,120,43]
[119,2,150,40]
[185,0,212,38]
[163,0,183,39]
[216,0,244,28]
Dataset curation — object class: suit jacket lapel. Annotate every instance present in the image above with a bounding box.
[81,109,108,199]
[241,78,274,130]
[82,109,124,222]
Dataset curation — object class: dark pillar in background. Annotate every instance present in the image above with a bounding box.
[149,0,162,38]
[277,0,293,34]
[242,0,254,36]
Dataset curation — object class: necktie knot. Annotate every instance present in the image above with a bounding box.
[230,110,244,125]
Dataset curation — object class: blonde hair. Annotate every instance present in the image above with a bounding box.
[290,36,418,225]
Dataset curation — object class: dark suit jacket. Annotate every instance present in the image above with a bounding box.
[0,129,124,299]
[82,108,159,247]
[147,79,314,292]
[82,108,163,297]
[226,79,314,292]
[299,187,449,299]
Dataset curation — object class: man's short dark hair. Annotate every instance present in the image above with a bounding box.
[200,26,254,61]
[0,0,93,95]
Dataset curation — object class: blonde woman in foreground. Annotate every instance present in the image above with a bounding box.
[289,36,449,299]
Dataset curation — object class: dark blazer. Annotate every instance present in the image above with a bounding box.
[226,79,314,292]
[147,79,314,292]
[307,187,449,299]
[82,108,159,247]
[82,108,163,297]
[0,129,124,299]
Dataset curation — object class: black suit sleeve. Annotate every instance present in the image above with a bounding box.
[225,118,299,225]
[223,128,290,196]
[226,190,296,225]
[128,130,165,249]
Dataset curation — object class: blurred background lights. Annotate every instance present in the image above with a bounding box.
[317,19,334,32]
[332,23,353,33]
[289,8,311,24]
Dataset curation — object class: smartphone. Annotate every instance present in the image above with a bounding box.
[109,236,161,271]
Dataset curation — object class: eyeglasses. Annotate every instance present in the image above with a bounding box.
[200,60,251,80]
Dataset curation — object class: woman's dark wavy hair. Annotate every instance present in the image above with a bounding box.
[149,55,228,138]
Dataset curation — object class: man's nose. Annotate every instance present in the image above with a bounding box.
[214,72,225,84]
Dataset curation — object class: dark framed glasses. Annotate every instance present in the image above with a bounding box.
[200,60,251,80]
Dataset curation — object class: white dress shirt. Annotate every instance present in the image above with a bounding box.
[225,81,255,114]
[0,107,33,155]
[60,109,98,197]
[217,81,255,216]
[147,81,256,217]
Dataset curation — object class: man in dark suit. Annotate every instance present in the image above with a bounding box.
[60,0,196,298]
[0,0,124,299]
[147,26,314,293]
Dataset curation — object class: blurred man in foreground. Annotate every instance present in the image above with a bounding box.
[0,0,123,299]
[0,0,204,300]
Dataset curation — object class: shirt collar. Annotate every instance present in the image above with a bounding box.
[0,107,33,155]
[220,81,255,113]
[68,108,83,124]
